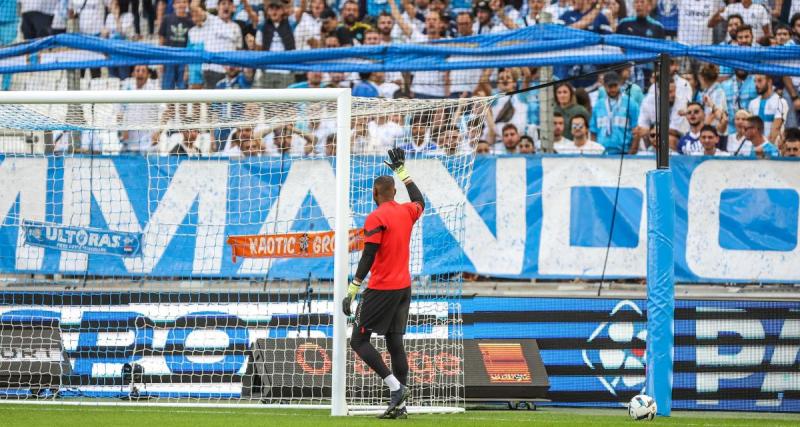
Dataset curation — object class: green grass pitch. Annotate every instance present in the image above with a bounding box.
[1,404,797,427]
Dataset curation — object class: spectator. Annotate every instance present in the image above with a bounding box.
[677,0,717,46]
[709,0,771,42]
[669,58,694,109]
[557,114,605,154]
[51,0,69,35]
[472,1,507,34]
[635,79,689,148]
[256,0,296,89]
[696,125,729,156]
[159,0,193,90]
[450,13,483,97]
[748,74,787,145]
[376,12,401,44]
[21,0,57,39]
[782,128,800,157]
[677,101,706,154]
[489,0,519,31]
[667,128,682,153]
[394,9,450,98]
[551,111,571,146]
[519,67,541,137]
[336,1,370,45]
[398,112,438,152]
[697,63,728,128]
[594,65,644,106]
[495,123,521,154]
[69,0,107,37]
[602,0,627,33]
[562,0,612,34]
[437,127,462,155]
[792,13,800,43]
[170,127,204,156]
[726,109,753,155]
[103,0,137,79]
[213,66,253,150]
[294,0,327,50]
[590,71,639,154]
[352,72,386,97]
[617,0,664,39]
[775,24,793,46]
[518,135,536,154]
[744,115,779,158]
[721,13,744,45]
[735,23,754,46]
[475,139,492,154]
[720,69,757,134]
[512,0,552,28]
[554,82,591,140]
[289,71,324,89]
[189,2,242,89]
[119,65,160,152]
[489,69,528,143]
[429,0,457,37]
[776,25,800,128]
[632,124,657,155]
[258,123,316,157]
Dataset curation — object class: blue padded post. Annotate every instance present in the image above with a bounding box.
[645,169,675,416]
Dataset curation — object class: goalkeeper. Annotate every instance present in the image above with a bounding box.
[342,147,425,419]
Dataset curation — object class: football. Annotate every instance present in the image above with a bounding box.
[628,394,657,421]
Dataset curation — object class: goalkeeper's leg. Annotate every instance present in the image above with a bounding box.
[350,326,392,382]
[385,332,408,386]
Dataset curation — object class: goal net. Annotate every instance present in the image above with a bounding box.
[0,89,491,415]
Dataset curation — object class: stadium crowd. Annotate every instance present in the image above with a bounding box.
[2,0,800,158]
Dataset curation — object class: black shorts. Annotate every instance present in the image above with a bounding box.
[354,287,411,335]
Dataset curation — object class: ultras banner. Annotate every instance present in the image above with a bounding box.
[1,155,798,282]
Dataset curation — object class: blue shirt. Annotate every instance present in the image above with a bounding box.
[720,75,757,134]
[590,94,639,154]
[750,142,780,158]
[0,0,17,23]
[352,81,380,98]
[560,9,612,34]
[652,0,678,33]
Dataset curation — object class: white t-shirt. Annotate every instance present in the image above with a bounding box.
[200,15,242,73]
[638,89,690,135]
[720,2,771,41]
[748,93,787,138]
[726,133,752,156]
[103,12,135,40]
[554,139,605,154]
[678,0,721,45]
[293,12,322,51]
[409,31,447,97]
[70,0,107,35]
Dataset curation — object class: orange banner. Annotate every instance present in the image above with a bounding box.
[227,229,364,262]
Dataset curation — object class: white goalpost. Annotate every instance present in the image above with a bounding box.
[0,89,488,416]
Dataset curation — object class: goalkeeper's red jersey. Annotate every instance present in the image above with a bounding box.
[363,200,423,290]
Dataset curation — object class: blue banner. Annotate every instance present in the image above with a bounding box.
[22,220,142,257]
[1,155,800,282]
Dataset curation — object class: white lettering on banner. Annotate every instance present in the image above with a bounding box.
[407,158,527,275]
[539,157,650,276]
[59,159,228,274]
[0,158,47,271]
[239,160,338,274]
[686,161,800,281]
[695,317,764,393]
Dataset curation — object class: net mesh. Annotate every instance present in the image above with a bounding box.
[0,94,492,410]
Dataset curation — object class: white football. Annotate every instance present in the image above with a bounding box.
[628,394,657,421]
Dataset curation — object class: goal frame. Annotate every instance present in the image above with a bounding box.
[0,89,353,416]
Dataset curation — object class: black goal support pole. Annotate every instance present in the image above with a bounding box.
[657,53,671,169]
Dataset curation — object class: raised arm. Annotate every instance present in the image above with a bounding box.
[389,0,414,38]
